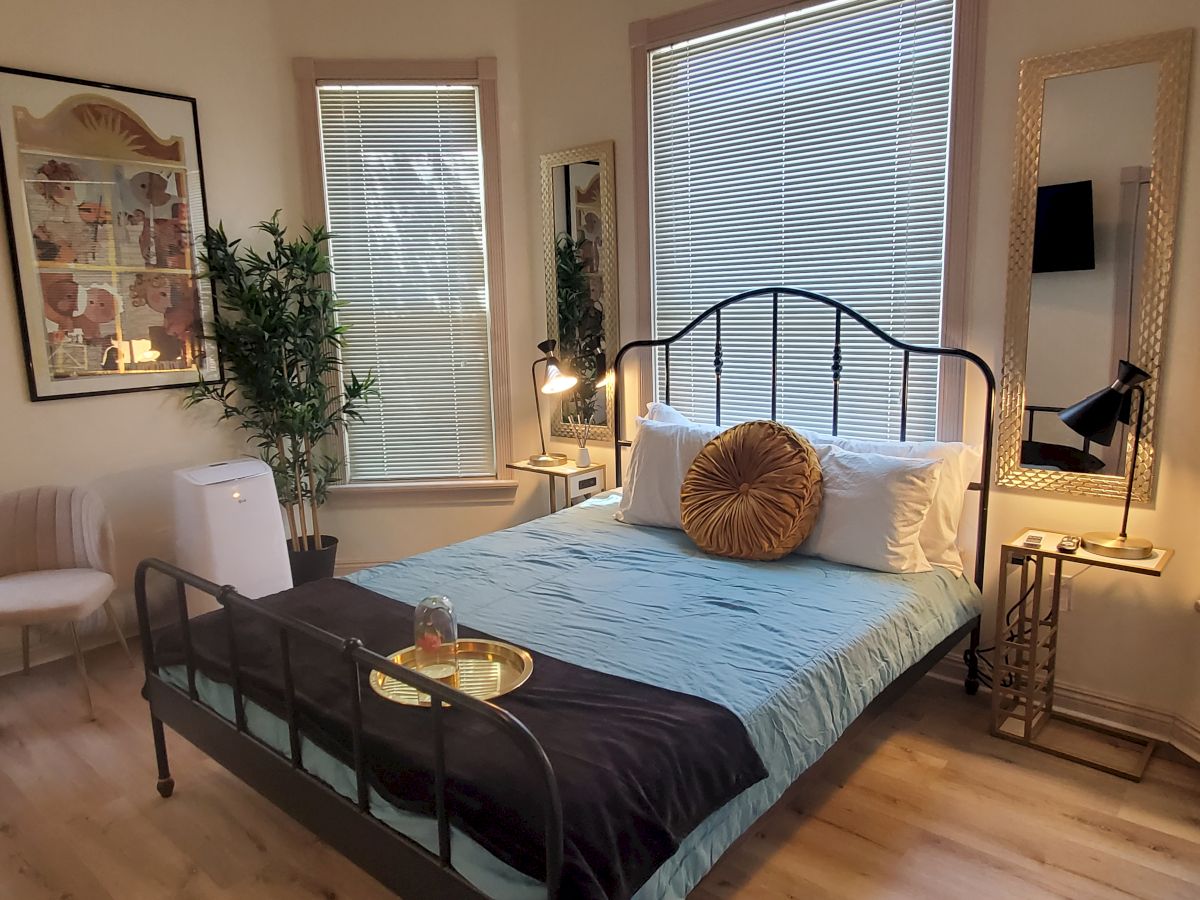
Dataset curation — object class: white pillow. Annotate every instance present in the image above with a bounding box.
[615,417,721,528]
[644,401,692,425]
[628,403,976,571]
[797,445,941,574]
[801,432,980,574]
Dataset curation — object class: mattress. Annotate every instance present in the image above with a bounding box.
[164,490,980,899]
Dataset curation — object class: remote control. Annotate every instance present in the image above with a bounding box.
[1057,535,1080,553]
[1023,533,1043,548]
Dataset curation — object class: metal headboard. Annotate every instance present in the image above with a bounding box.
[611,286,996,589]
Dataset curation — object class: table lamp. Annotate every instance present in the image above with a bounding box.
[530,339,577,467]
[1058,359,1153,559]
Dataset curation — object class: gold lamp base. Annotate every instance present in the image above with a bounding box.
[1081,531,1154,560]
[528,452,568,468]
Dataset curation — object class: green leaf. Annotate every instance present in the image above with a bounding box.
[186,213,375,513]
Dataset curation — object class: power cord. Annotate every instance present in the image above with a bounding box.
[965,573,1042,691]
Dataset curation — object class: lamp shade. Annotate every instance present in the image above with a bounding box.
[541,360,578,394]
[1058,360,1150,447]
[529,338,577,467]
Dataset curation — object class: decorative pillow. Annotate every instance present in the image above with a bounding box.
[644,401,692,425]
[616,417,722,528]
[797,445,942,574]
[652,403,978,572]
[801,432,980,574]
[680,421,823,561]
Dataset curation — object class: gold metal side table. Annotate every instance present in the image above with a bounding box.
[991,529,1173,781]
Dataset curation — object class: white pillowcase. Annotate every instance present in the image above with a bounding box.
[645,406,980,572]
[644,401,691,425]
[802,432,980,574]
[615,417,721,528]
[798,445,942,574]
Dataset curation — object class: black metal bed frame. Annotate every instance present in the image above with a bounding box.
[136,287,995,900]
[612,286,996,690]
[134,559,563,899]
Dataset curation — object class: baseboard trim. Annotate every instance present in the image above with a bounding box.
[1173,713,1200,765]
[931,655,1200,766]
[0,625,136,679]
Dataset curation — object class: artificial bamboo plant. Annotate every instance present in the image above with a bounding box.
[187,213,375,555]
[555,233,604,424]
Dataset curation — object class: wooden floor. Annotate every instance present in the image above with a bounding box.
[2,644,1199,899]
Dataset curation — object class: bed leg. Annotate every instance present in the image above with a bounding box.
[964,624,981,696]
[151,715,175,798]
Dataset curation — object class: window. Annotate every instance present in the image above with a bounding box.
[647,0,956,440]
[316,79,499,482]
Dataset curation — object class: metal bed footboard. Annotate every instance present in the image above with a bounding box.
[134,558,564,899]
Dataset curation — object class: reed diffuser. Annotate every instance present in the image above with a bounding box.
[569,415,593,466]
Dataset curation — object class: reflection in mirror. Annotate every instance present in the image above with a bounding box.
[552,160,607,428]
[1022,63,1157,477]
[997,29,1193,500]
[541,141,618,443]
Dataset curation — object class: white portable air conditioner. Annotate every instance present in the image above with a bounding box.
[174,459,292,614]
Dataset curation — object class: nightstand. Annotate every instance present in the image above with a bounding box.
[991,528,1174,781]
[506,459,606,514]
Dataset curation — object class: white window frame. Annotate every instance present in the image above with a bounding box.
[629,0,981,440]
[294,58,515,495]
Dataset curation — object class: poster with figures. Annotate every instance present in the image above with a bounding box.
[0,67,219,400]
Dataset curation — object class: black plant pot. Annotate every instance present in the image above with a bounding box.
[288,535,339,585]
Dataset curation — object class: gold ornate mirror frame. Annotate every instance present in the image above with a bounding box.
[996,30,1192,500]
[540,141,619,442]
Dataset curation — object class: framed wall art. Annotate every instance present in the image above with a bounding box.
[0,66,219,401]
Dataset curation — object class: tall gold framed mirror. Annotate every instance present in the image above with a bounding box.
[996,30,1192,500]
[540,141,619,442]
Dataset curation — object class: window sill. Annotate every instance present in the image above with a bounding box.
[327,478,519,499]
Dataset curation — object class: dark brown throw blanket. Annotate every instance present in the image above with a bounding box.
[153,579,767,899]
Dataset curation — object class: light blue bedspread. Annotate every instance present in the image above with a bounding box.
[166,492,979,899]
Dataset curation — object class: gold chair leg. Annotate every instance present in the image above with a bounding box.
[103,600,134,667]
[21,625,30,675]
[68,623,95,720]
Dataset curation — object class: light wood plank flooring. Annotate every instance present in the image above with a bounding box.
[1,642,1198,899]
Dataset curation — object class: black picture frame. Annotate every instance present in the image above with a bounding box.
[0,65,221,401]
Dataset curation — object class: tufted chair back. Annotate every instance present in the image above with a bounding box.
[0,486,114,578]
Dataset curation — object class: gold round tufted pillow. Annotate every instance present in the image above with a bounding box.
[680,420,823,561]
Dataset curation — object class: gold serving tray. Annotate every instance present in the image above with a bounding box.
[369,639,534,707]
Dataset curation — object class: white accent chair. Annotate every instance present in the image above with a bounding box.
[0,485,132,717]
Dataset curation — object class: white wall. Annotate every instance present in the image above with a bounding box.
[967,0,1200,744]
[0,0,292,662]
[517,0,1200,749]
[3,0,1198,751]
[0,0,547,670]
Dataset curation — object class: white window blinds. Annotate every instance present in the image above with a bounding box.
[648,0,955,440]
[317,83,496,481]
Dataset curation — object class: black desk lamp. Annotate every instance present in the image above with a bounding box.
[1058,359,1153,559]
[530,339,577,467]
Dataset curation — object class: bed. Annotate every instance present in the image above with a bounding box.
[135,286,996,899]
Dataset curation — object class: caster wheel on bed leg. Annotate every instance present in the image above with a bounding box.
[157,777,175,798]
